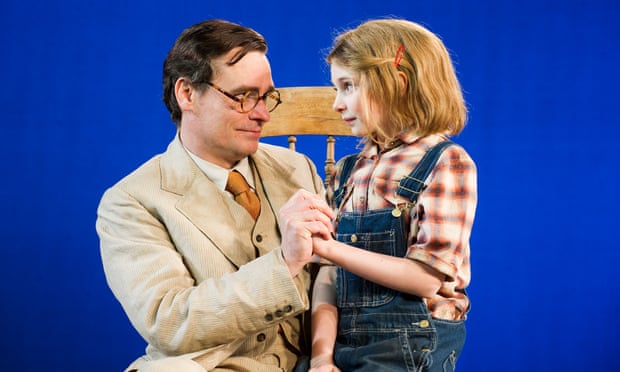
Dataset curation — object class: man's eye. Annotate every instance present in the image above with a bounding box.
[242,91,260,99]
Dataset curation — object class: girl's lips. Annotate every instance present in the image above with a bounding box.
[343,118,355,126]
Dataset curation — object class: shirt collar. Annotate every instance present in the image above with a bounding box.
[184,148,254,191]
[359,129,423,159]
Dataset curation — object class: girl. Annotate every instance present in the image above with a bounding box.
[310,19,477,372]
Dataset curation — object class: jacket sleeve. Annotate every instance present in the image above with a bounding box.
[96,183,309,355]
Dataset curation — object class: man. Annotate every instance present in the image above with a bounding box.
[96,19,333,371]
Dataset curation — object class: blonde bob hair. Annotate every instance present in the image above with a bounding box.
[327,19,467,145]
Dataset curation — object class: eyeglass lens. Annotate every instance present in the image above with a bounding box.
[241,91,280,113]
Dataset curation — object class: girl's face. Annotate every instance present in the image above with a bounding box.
[330,63,368,137]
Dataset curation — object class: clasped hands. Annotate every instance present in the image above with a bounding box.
[279,189,336,277]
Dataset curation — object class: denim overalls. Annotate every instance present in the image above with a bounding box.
[331,141,466,372]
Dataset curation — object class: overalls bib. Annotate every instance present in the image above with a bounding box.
[332,141,466,372]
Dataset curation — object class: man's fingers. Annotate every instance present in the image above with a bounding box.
[281,189,335,220]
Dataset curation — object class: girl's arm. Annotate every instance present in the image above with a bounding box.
[313,146,477,299]
[312,237,443,299]
[310,265,341,372]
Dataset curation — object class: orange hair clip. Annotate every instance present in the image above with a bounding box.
[394,45,405,67]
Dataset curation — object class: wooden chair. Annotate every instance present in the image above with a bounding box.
[261,86,356,288]
[261,86,356,188]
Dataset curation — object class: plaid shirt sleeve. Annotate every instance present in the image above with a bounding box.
[406,144,477,290]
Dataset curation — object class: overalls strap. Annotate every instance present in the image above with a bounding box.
[396,140,453,203]
[332,154,358,208]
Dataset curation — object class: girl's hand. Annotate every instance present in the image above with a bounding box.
[311,235,333,259]
[309,354,341,372]
[309,365,340,372]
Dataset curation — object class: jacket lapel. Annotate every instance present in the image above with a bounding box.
[159,135,255,268]
[250,146,304,229]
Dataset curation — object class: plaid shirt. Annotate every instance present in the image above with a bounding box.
[330,132,477,320]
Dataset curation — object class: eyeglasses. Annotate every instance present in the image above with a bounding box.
[206,82,282,113]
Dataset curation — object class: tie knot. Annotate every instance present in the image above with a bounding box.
[226,170,250,196]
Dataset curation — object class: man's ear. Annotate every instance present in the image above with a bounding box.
[175,78,195,111]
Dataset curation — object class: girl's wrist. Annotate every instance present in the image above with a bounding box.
[310,353,335,368]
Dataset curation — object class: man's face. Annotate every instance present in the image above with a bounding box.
[180,49,274,169]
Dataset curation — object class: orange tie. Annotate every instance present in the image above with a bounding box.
[226,170,261,220]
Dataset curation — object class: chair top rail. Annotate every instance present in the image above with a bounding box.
[261,87,354,138]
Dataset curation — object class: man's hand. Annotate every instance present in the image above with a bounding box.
[279,190,334,276]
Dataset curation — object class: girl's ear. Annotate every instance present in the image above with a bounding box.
[397,71,408,97]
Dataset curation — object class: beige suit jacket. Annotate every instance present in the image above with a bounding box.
[96,135,324,371]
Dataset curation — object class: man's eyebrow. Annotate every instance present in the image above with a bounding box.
[229,84,275,94]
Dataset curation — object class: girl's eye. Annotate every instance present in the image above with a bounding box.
[336,81,355,94]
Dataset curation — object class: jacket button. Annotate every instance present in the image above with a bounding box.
[275,309,283,317]
[265,313,273,322]
[257,333,266,342]
[284,305,293,313]
[256,234,263,242]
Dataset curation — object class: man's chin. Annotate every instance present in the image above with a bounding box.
[242,142,260,156]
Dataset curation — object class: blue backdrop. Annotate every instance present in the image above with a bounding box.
[2,1,618,371]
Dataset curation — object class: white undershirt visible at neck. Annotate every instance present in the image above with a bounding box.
[184,148,255,193]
